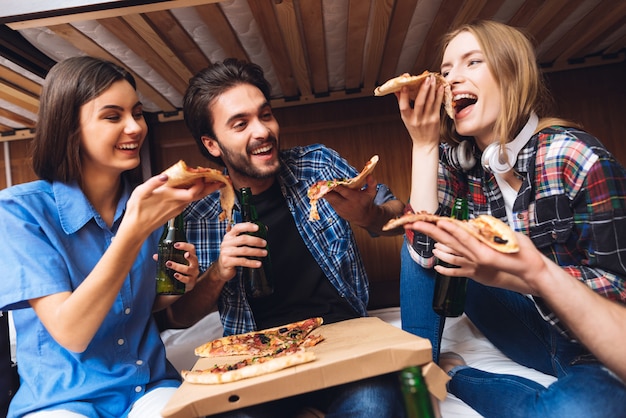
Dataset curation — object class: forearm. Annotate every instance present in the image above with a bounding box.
[475,270,536,295]
[360,199,405,236]
[533,259,626,381]
[31,224,148,352]
[409,142,439,213]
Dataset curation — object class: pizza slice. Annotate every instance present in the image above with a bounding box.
[460,215,519,254]
[181,345,316,385]
[194,317,324,358]
[307,155,379,221]
[383,211,519,253]
[374,71,454,119]
[161,160,235,225]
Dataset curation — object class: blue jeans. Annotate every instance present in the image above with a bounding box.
[208,372,406,418]
[400,240,444,363]
[399,252,626,417]
[450,281,626,417]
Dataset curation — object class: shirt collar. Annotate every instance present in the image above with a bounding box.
[515,133,540,177]
[277,152,299,187]
[53,180,131,234]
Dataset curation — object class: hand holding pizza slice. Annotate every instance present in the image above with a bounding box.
[307,155,379,221]
[374,71,454,119]
[383,211,519,253]
[161,160,235,225]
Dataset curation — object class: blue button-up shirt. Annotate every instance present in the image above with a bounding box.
[0,180,179,418]
[184,144,397,336]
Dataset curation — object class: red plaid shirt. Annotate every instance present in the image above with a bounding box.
[408,126,626,337]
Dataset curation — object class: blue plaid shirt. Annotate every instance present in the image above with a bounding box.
[408,126,626,337]
[184,144,397,336]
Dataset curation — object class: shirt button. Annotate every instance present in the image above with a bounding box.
[125,308,131,315]
[135,386,142,393]
[117,338,124,346]
[136,360,143,366]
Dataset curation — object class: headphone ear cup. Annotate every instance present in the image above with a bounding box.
[481,142,512,174]
[457,140,477,171]
[482,113,539,174]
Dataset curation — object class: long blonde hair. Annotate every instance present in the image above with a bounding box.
[439,20,577,146]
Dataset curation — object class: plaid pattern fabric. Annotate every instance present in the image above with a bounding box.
[184,144,396,336]
[409,126,626,337]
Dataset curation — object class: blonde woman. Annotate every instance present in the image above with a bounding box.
[397,20,626,417]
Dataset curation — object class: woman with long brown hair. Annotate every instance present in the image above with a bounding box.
[0,56,219,417]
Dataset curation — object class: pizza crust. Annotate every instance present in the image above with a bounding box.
[161,160,235,225]
[381,211,443,231]
[374,71,454,119]
[346,154,378,190]
[181,349,316,384]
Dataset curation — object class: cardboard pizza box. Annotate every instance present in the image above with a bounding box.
[161,317,449,418]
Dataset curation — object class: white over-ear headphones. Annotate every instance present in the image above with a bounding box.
[448,139,477,171]
[480,112,538,174]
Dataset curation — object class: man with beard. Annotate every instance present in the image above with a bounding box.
[164,59,406,417]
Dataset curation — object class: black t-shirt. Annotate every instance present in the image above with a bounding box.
[245,181,358,329]
[0,312,18,416]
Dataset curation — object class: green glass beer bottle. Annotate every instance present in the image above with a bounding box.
[240,187,274,298]
[155,214,187,295]
[399,365,436,418]
[432,197,469,317]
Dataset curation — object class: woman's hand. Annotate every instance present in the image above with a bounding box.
[124,175,223,240]
[152,241,201,311]
[153,241,200,291]
[408,219,544,294]
[400,74,445,214]
[396,74,444,147]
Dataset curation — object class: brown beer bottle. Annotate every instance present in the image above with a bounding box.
[240,187,274,298]
[399,365,436,418]
[432,197,469,317]
[155,214,187,295]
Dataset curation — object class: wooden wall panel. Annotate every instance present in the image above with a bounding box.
[544,61,626,164]
[147,117,210,171]
[0,140,35,189]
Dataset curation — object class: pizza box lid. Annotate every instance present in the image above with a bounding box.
[161,316,447,418]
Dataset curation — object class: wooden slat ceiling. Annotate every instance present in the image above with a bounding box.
[0,0,625,138]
